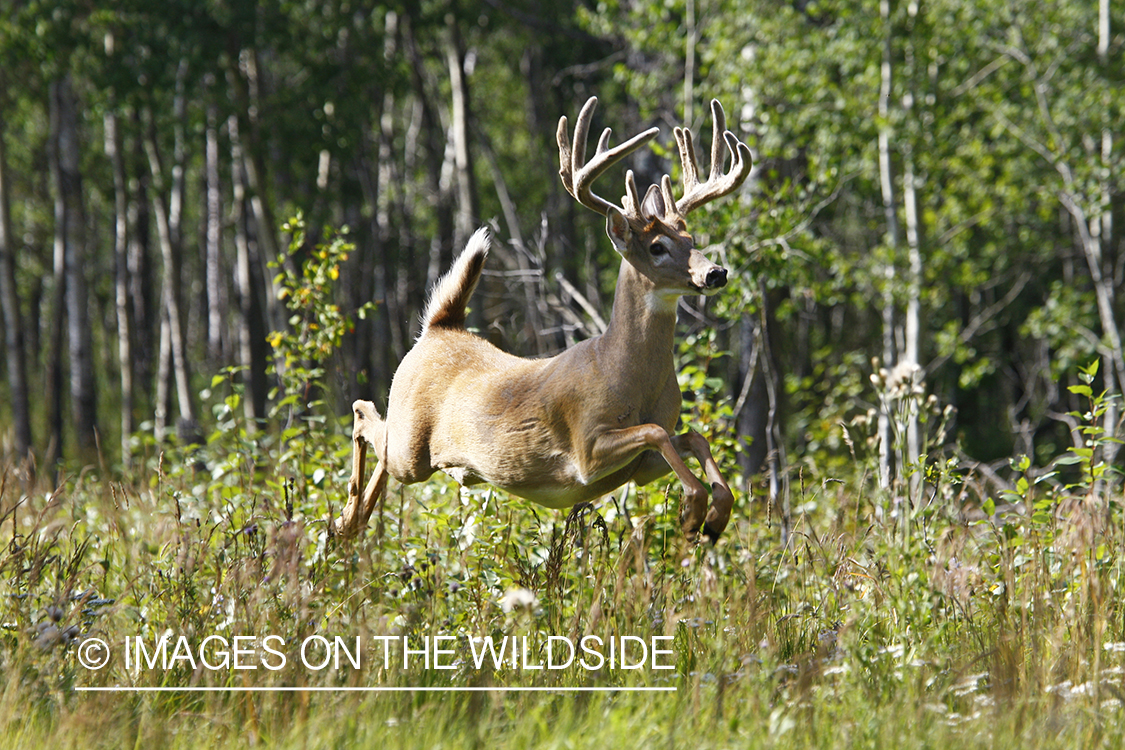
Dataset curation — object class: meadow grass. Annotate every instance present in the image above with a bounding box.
[2,409,1124,750]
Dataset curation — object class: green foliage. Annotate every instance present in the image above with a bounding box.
[262,214,376,527]
[582,0,1124,474]
[1060,360,1123,493]
[269,214,373,397]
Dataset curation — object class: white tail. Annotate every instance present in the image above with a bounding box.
[335,97,752,543]
[420,227,490,334]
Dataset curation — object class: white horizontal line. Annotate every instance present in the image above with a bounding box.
[76,686,676,693]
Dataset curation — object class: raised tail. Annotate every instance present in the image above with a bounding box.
[421,227,490,334]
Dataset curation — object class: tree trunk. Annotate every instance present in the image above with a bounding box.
[150,63,192,443]
[229,115,268,425]
[732,283,788,541]
[49,74,98,461]
[877,0,899,497]
[375,18,405,380]
[104,106,134,467]
[403,9,455,293]
[734,288,787,481]
[0,84,32,462]
[1096,0,1119,482]
[226,46,284,336]
[144,113,196,441]
[903,149,922,506]
[205,101,224,359]
[169,61,187,258]
[355,99,388,391]
[446,14,478,251]
[153,303,173,441]
[128,111,156,417]
[1064,195,1123,483]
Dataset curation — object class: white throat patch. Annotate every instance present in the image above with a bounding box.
[646,291,681,315]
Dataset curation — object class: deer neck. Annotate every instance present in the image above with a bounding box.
[600,259,678,369]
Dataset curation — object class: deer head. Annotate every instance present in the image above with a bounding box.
[557,97,752,308]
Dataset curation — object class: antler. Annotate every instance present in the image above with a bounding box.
[557,96,659,218]
[669,99,753,217]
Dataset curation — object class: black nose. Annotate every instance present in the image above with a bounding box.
[705,267,728,289]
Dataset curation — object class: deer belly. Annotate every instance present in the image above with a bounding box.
[440,452,643,510]
[438,453,583,508]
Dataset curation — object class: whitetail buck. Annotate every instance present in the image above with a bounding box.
[335,97,751,543]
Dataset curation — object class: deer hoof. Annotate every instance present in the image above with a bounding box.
[679,513,705,542]
[701,521,723,545]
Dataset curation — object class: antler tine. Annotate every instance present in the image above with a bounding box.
[557,96,659,217]
[570,97,596,176]
[674,126,700,193]
[706,96,728,185]
[659,174,677,219]
[673,98,753,217]
[595,128,613,155]
[623,170,643,217]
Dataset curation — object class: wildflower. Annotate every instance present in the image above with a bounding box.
[499,587,539,614]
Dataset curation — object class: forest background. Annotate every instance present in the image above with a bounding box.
[0,0,1121,494]
[1,1,1125,747]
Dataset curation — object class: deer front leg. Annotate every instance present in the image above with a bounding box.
[335,434,366,538]
[632,431,734,543]
[335,400,388,539]
[590,424,710,540]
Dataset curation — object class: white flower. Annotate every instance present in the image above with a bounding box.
[885,361,924,399]
[499,587,539,613]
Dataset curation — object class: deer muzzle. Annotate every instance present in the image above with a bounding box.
[688,250,729,293]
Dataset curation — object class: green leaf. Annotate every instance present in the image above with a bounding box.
[999,490,1022,505]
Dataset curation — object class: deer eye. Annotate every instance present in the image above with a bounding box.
[650,238,669,257]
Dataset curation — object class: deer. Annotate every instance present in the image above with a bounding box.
[334,96,752,544]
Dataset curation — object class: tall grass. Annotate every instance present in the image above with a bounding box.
[2,384,1124,749]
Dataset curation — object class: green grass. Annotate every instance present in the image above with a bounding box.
[2,418,1125,749]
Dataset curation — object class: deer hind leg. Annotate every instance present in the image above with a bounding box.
[629,429,734,543]
[591,424,711,541]
[335,400,389,539]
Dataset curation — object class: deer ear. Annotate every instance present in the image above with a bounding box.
[606,206,632,253]
[641,184,665,221]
